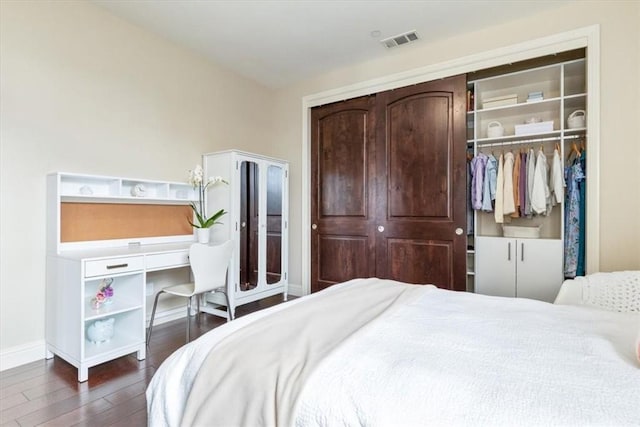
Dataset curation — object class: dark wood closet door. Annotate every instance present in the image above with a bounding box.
[310,96,377,292]
[375,75,467,290]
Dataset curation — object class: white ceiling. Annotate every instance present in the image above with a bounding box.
[92,0,569,89]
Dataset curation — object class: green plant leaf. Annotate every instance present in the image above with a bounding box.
[189,205,226,229]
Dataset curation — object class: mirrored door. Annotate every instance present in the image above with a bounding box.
[239,160,259,292]
[266,165,283,285]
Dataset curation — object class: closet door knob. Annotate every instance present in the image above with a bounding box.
[311,224,317,230]
[378,226,384,232]
[455,228,463,235]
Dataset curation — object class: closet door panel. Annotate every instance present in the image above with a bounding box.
[311,96,377,292]
[386,239,453,286]
[315,235,369,291]
[387,94,450,218]
[376,75,467,290]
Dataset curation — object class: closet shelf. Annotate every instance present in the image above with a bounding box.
[476,133,585,149]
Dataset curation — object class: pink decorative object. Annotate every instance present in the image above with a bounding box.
[91,278,114,309]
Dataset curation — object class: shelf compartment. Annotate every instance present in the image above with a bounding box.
[475,100,561,139]
[84,295,142,321]
[83,310,143,359]
[169,183,197,201]
[564,59,586,96]
[473,64,561,107]
[121,180,169,199]
[60,175,120,198]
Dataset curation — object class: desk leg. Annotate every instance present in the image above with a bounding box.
[137,345,146,361]
[78,365,88,382]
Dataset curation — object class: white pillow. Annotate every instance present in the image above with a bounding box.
[636,329,640,365]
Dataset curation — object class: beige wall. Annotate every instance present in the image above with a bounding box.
[1,0,639,360]
[0,1,275,352]
[273,0,640,289]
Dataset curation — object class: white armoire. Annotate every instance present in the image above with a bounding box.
[201,150,289,319]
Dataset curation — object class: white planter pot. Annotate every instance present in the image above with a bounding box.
[196,228,210,244]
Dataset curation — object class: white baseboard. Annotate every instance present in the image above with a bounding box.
[288,282,304,297]
[0,340,46,372]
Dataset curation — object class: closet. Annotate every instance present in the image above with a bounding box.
[310,75,468,292]
[468,53,587,302]
[202,150,289,319]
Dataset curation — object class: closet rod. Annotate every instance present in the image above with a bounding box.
[478,133,585,149]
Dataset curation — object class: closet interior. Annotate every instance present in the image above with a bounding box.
[466,49,587,302]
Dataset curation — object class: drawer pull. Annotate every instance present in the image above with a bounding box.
[106,263,128,270]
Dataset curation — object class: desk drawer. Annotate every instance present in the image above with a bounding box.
[145,251,189,271]
[84,256,144,278]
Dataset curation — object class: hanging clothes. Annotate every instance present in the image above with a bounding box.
[481,154,498,212]
[467,156,474,235]
[511,152,521,218]
[470,153,488,210]
[519,150,528,217]
[531,148,550,215]
[576,150,587,276]
[525,147,535,217]
[502,151,516,216]
[549,147,564,206]
[564,157,585,278]
[494,153,504,224]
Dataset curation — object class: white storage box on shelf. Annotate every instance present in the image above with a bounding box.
[502,225,541,239]
[514,120,554,136]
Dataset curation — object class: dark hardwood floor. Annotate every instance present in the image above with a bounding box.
[0,296,289,426]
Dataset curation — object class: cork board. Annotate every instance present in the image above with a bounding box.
[61,203,193,242]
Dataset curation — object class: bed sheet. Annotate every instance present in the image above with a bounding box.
[147,279,640,426]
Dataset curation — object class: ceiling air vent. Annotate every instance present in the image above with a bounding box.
[381,30,419,49]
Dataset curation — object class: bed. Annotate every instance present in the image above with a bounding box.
[147,274,640,426]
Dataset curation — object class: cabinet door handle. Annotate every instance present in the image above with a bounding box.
[507,242,511,261]
[521,242,524,262]
[106,263,128,270]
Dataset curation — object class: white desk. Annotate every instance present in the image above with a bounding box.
[46,242,191,382]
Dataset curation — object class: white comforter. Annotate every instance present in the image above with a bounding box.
[147,279,640,426]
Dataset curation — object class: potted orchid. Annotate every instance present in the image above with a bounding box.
[188,165,227,243]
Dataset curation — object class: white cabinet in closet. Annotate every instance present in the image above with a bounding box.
[201,150,289,319]
[468,57,586,301]
[475,237,563,303]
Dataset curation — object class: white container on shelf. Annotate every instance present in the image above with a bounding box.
[514,120,554,135]
[487,121,504,138]
[567,110,586,129]
[502,224,541,238]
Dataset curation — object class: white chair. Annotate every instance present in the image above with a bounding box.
[146,240,234,344]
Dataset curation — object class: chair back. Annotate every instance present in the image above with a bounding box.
[189,240,233,295]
